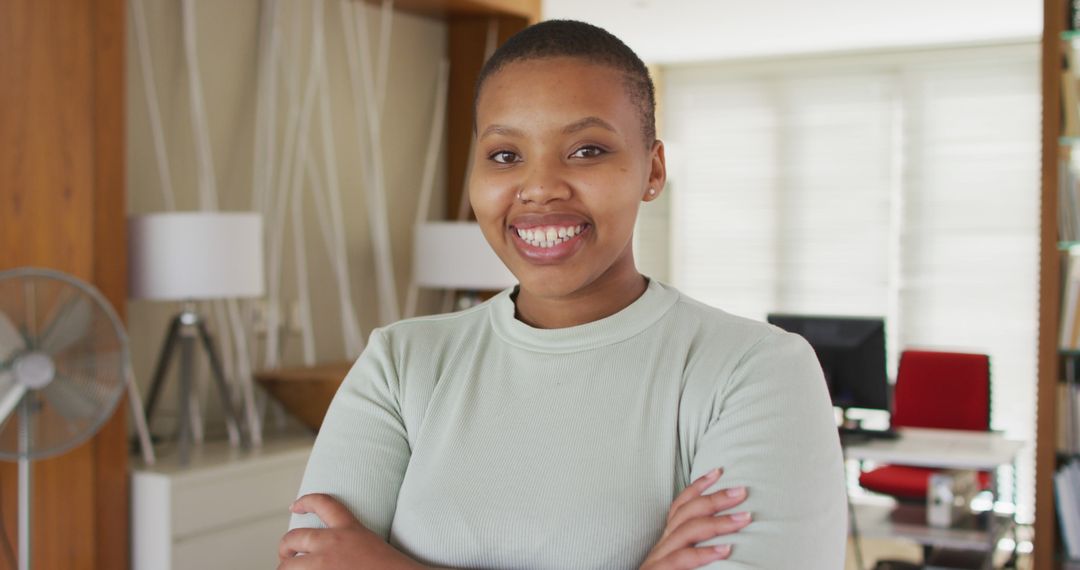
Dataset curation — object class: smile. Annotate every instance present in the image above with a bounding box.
[508,223,590,263]
[515,224,585,248]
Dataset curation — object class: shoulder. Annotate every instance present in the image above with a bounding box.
[661,284,815,369]
[371,293,501,361]
[654,285,822,411]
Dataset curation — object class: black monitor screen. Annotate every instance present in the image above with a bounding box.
[766,314,889,412]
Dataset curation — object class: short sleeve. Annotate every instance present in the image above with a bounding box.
[691,331,848,569]
[288,329,411,539]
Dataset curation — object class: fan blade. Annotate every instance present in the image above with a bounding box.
[0,311,25,363]
[42,376,99,422]
[0,373,26,425]
[38,294,91,355]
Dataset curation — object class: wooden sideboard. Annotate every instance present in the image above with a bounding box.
[131,436,313,570]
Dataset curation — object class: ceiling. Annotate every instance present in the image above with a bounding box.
[542,0,1042,64]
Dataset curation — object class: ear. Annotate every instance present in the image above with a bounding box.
[642,139,667,202]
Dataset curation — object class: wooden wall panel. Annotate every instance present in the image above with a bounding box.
[446,14,529,220]
[377,0,539,20]
[90,0,130,567]
[1037,0,1062,568]
[0,0,128,568]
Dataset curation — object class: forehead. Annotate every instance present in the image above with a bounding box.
[476,57,641,139]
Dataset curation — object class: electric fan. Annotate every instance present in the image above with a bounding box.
[0,267,128,570]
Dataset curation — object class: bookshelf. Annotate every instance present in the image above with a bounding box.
[1041,0,1077,567]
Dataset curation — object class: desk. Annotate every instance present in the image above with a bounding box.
[844,428,1024,471]
[843,428,1025,570]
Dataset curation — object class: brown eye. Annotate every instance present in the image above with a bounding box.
[490,151,520,164]
[570,145,605,159]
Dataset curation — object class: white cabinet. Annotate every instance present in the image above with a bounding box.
[131,436,314,570]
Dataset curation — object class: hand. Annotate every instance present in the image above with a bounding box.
[640,468,751,570]
[278,493,425,570]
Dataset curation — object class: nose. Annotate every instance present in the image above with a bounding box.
[517,159,571,205]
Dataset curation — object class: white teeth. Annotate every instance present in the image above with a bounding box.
[515,224,586,248]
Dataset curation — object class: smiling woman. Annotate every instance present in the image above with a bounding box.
[281,20,847,570]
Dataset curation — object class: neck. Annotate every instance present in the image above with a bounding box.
[513,264,648,329]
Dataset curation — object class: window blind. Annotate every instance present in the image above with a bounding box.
[660,43,1040,521]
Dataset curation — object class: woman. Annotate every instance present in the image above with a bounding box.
[279,20,846,569]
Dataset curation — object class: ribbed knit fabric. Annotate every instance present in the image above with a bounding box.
[290,279,847,569]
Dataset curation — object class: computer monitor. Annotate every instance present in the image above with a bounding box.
[766,314,889,413]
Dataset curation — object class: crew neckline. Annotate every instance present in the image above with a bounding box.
[489,278,680,353]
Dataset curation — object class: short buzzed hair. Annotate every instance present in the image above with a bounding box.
[474,19,657,145]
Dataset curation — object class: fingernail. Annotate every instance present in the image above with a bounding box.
[704,468,722,481]
[726,486,746,498]
[731,511,752,522]
[714,544,732,556]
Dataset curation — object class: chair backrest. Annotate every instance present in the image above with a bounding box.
[890,350,990,431]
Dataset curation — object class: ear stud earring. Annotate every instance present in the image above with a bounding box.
[648,188,656,196]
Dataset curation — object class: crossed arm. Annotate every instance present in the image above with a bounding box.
[278,468,751,570]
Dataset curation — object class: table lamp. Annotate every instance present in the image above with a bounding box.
[412,222,516,311]
[128,212,264,464]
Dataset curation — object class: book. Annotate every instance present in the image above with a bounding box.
[1066,43,1080,138]
[1059,461,1080,560]
[1062,158,1076,243]
[1060,254,1080,349]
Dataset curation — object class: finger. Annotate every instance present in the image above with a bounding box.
[666,468,723,525]
[652,512,751,561]
[290,493,360,529]
[657,544,733,570]
[278,528,319,561]
[665,485,748,537]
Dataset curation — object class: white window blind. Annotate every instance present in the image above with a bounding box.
[661,43,1040,521]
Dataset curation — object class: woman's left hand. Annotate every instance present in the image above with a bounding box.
[277,493,425,570]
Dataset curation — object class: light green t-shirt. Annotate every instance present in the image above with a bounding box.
[290,279,847,569]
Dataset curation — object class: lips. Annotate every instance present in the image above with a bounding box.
[507,214,591,265]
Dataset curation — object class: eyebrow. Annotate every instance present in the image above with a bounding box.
[562,116,618,135]
[479,124,525,140]
[478,116,619,140]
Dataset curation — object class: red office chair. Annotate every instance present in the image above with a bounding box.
[858,350,993,501]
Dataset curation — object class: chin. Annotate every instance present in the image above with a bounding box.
[513,268,591,300]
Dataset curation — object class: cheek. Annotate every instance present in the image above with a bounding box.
[469,172,517,236]
[469,172,505,213]
[575,175,644,227]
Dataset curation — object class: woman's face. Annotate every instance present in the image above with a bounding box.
[470,57,665,301]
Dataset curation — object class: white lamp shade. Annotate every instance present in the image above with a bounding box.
[413,222,516,290]
[128,212,265,300]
